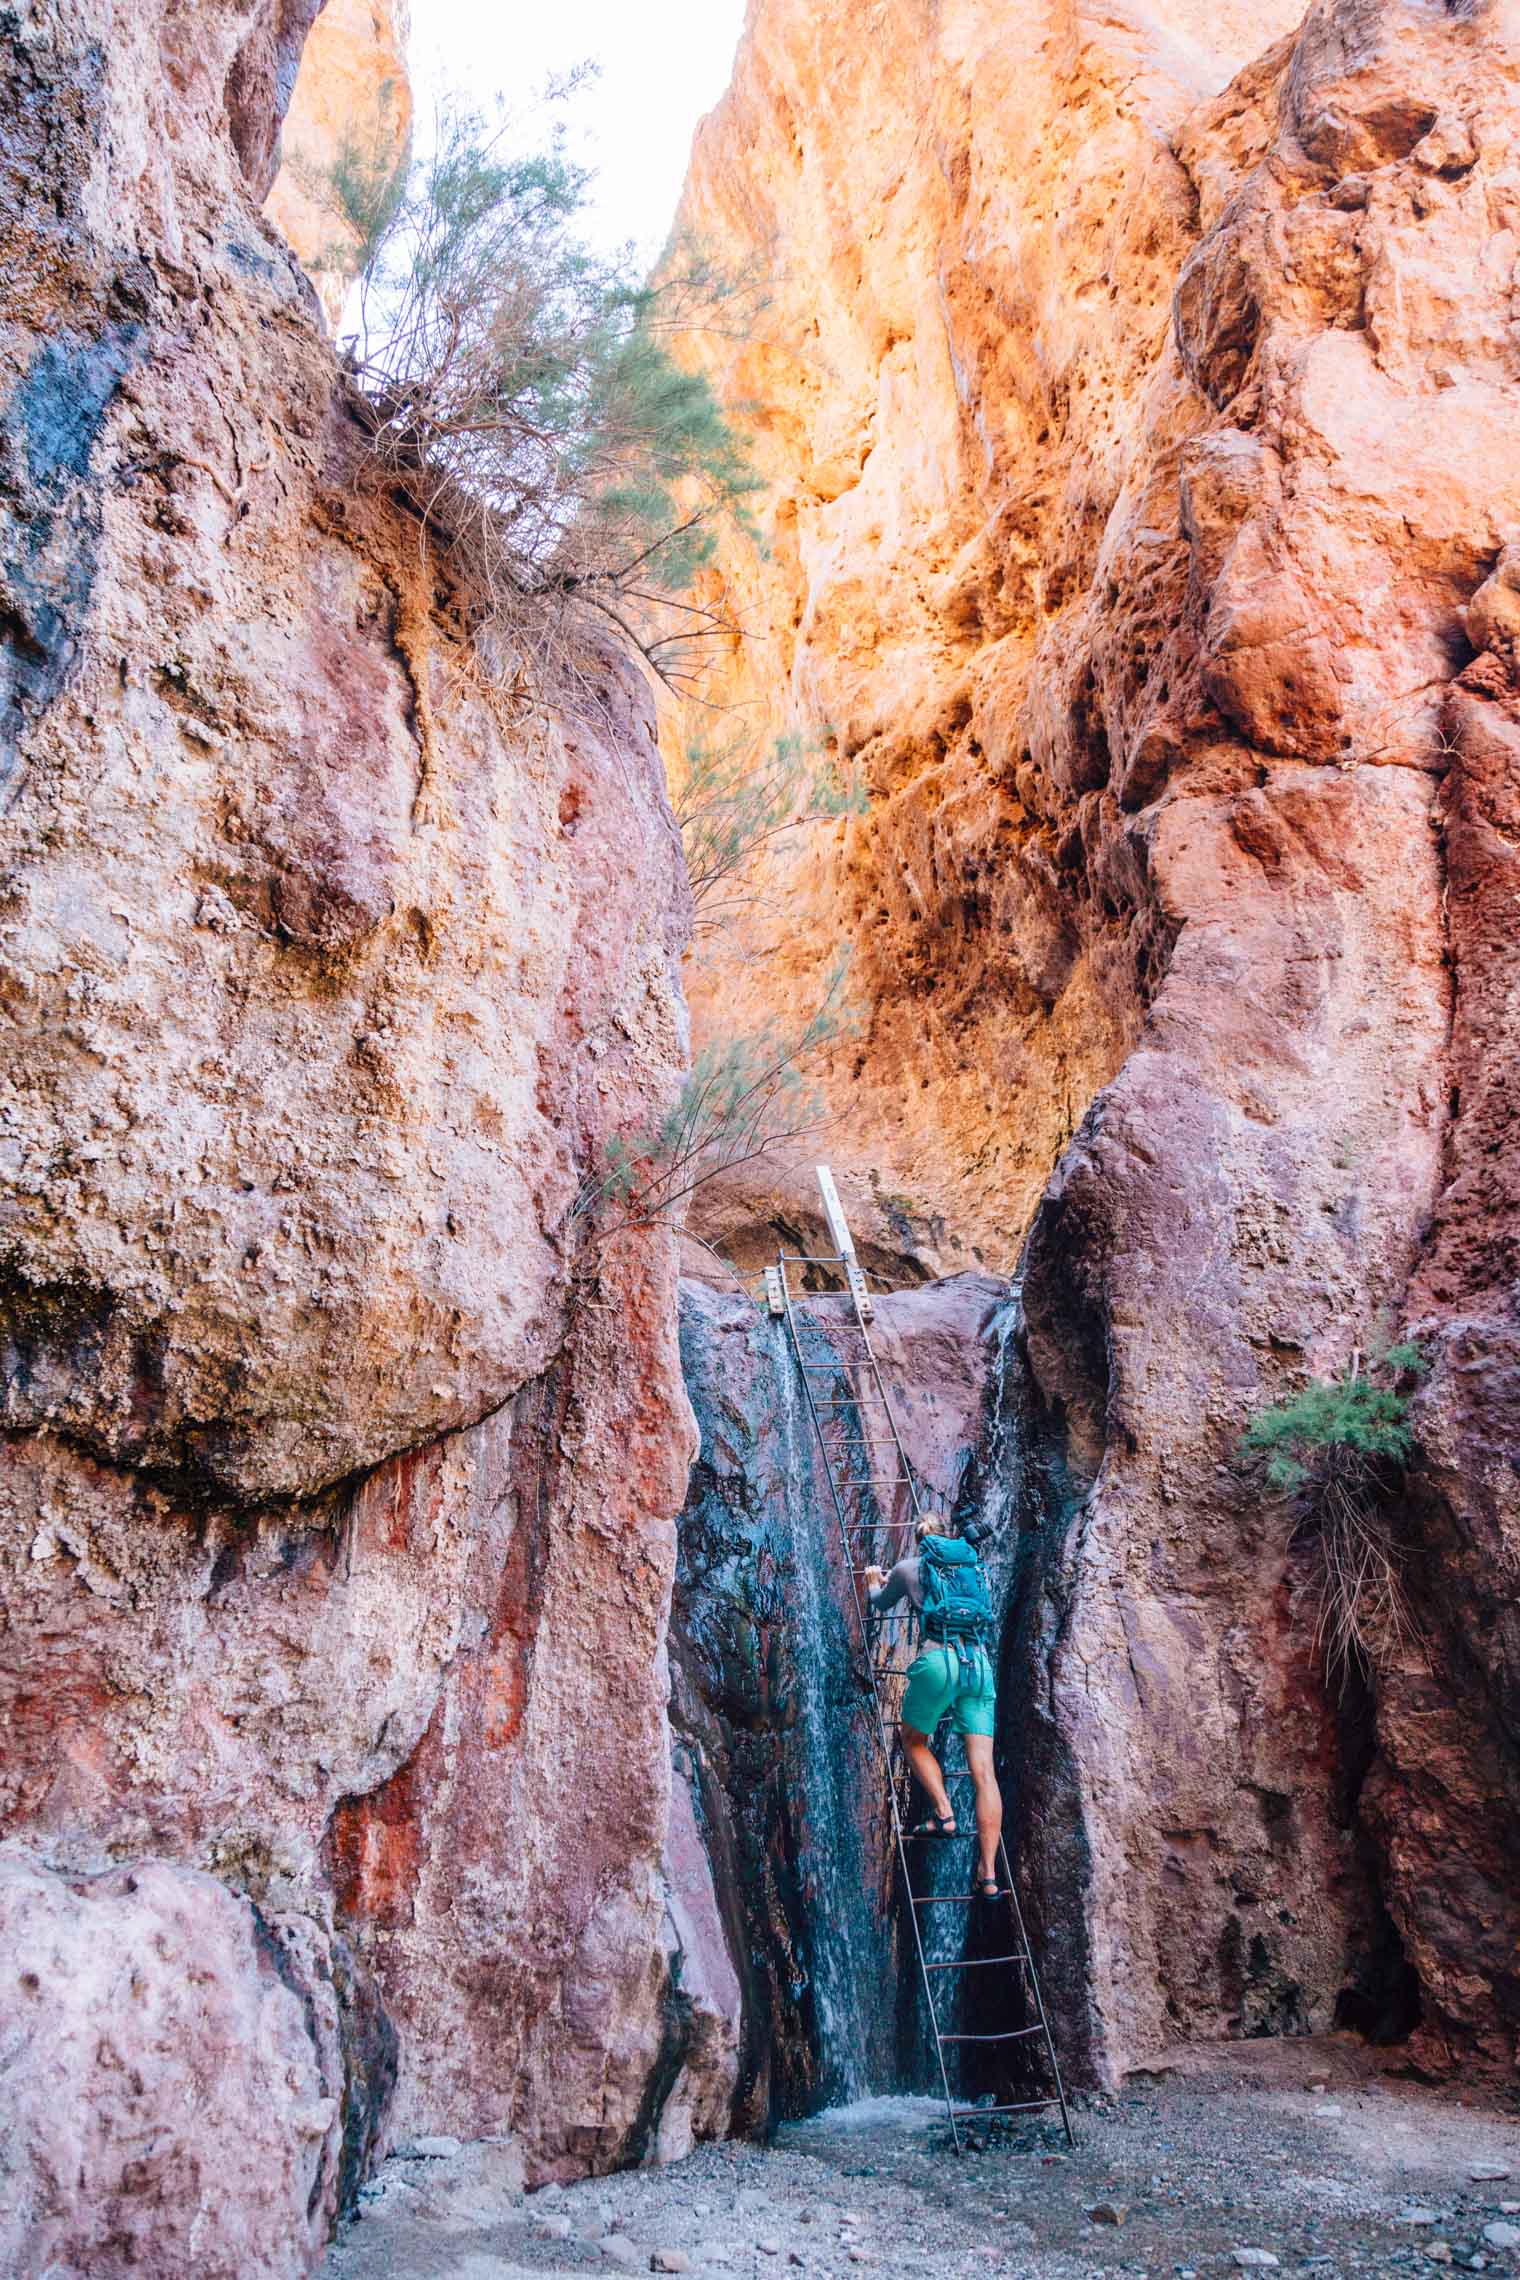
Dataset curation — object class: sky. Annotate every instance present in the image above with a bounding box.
[407,1,749,267]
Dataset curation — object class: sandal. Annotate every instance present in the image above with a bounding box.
[976,1873,1001,1898]
[907,1812,958,1838]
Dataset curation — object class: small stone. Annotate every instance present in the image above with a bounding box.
[1472,2166,1512,2183]
[847,2256,870,2270]
[1232,2255,1281,2271]
[601,2238,642,2271]
[1426,2247,1453,2266]
[1090,2204,1127,2226]
[757,2247,780,2260]
[1412,112,1478,177]
[788,2257,806,2270]
[535,2214,574,2241]
[1314,2104,1345,2119]
[1501,2204,1520,2215]
[651,2255,691,2276]
[1400,2210,1442,2228]
[406,2133,462,2159]
[1482,2224,1520,2250]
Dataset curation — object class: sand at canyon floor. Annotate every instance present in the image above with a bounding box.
[327,2039,1520,2280]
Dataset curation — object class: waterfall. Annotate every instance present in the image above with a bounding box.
[763,1311,883,2101]
[672,1273,1024,2121]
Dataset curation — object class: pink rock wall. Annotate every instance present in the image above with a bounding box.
[0,1851,352,2280]
[0,0,728,2265]
[1014,0,1520,2083]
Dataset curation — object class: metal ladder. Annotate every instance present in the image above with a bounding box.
[767,1169,1073,2151]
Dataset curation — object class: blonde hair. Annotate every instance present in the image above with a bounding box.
[915,1514,950,1542]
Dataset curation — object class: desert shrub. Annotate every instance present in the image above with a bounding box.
[572,957,855,1247]
[1241,1342,1428,1675]
[672,726,865,931]
[333,97,762,689]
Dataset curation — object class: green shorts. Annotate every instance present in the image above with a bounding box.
[901,1640,996,1738]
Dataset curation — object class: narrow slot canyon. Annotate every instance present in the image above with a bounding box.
[2,1,1520,2276]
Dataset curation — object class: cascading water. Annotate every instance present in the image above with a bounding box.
[762,1309,886,2102]
[672,1272,1031,2121]
[671,1282,897,2121]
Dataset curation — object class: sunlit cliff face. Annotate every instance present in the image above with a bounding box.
[265,0,413,329]
[668,0,1520,2082]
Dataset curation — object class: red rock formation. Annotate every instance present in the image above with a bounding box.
[1380,558,1520,2067]
[0,0,727,2263]
[674,0,1520,2083]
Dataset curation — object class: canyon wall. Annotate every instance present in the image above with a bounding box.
[265,0,411,331]
[676,0,1520,2083]
[0,4,728,2271]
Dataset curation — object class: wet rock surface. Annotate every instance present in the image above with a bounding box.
[671,1275,1009,2126]
[323,2046,1520,2280]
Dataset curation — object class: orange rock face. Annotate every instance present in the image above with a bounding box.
[673,0,1312,1270]
[265,0,412,331]
[676,0,1520,2078]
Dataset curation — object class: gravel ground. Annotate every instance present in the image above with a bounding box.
[326,2038,1520,2280]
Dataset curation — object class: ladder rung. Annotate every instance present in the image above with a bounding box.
[949,2099,1058,2119]
[911,1890,1008,1904]
[924,1954,1029,1972]
[938,2026,1046,2043]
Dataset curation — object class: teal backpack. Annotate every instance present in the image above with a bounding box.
[918,1533,994,1643]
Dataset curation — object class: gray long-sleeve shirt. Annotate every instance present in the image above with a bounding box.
[867,1554,922,1613]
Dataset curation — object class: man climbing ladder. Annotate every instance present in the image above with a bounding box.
[863,1518,1004,1897]
[772,1165,1074,2149]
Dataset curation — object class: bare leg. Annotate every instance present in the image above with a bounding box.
[900,1723,955,1828]
[965,1732,1002,1887]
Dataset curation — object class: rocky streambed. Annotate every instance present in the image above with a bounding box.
[326,2042,1520,2280]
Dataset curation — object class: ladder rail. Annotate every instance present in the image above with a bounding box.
[776,1233,1074,2151]
[781,1269,929,1527]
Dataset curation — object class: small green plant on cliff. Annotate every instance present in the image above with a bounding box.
[332,92,762,692]
[1240,1342,1428,1677]
[571,956,856,1250]
[673,725,866,933]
